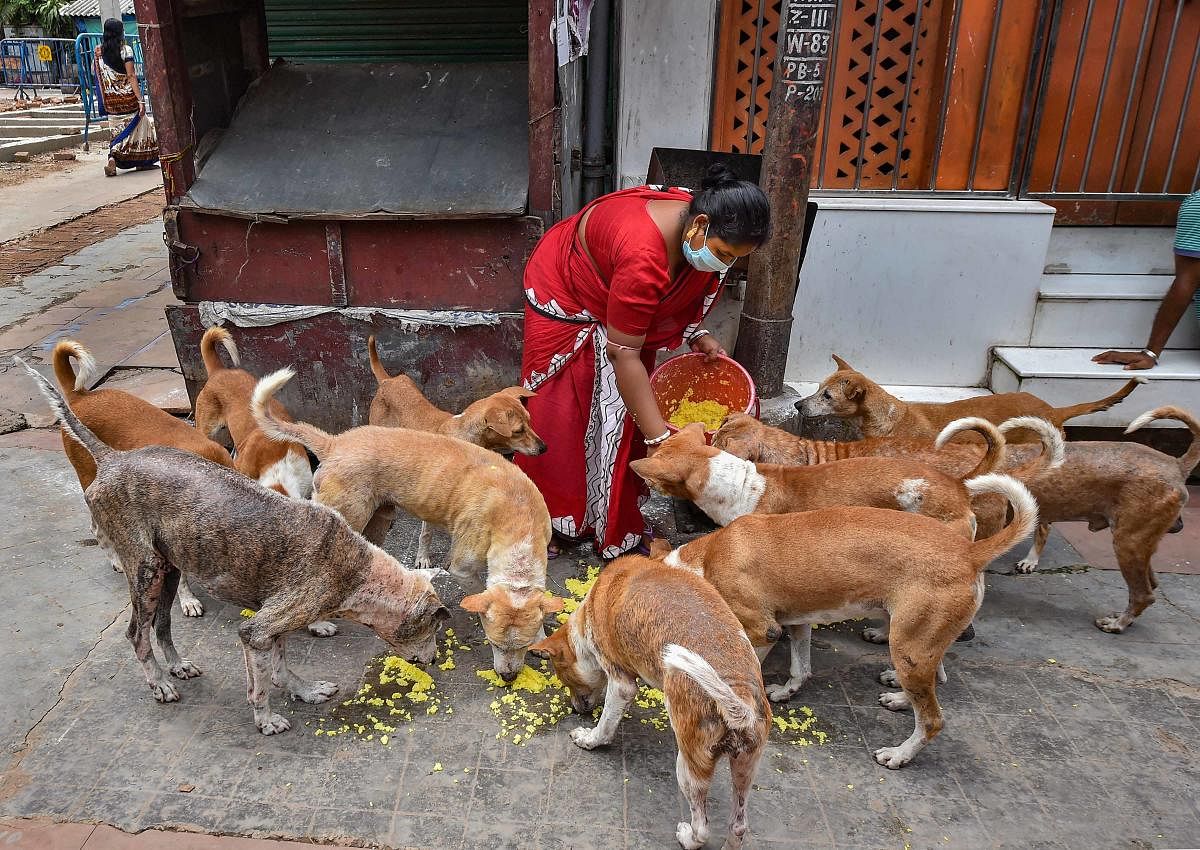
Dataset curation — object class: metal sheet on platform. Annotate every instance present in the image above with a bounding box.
[184,62,529,219]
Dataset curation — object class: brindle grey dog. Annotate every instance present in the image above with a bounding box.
[18,358,449,735]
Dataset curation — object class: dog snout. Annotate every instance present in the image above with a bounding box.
[491,647,526,682]
[500,667,520,683]
[533,440,548,455]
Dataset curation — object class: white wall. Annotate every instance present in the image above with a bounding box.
[783,197,1057,387]
[615,0,718,188]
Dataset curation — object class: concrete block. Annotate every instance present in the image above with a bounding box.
[52,151,76,161]
[11,151,30,162]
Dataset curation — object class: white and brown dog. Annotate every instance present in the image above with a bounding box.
[533,555,770,849]
[630,421,995,539]
[656,471,1037,769]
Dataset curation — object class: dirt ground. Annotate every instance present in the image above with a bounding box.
[0,143,89,189]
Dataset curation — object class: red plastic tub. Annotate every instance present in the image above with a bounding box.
[649,353,758,442]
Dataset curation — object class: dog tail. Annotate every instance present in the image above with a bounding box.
[51,339,97,396]
[662,644,758,731]
[200,326,239,375]
[15,356,112,465]
[965,473,1039,569]
[251,368,335,460]
[1049,378,1144,427]
[1125,406,1200,479]
[367,335,392,384]
[935,417,1005,479]
[997,416,1066,480]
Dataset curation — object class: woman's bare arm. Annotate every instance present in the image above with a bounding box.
[605,327,669,441]
[124,59,143,112]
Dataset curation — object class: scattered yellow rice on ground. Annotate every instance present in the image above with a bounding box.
[314,631,463,742]
[556,563,601,624]
[477,662,581,745]
[668,390,730,431]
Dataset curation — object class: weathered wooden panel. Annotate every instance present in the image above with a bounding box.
[173,210,540,310]
[166,305,524,433]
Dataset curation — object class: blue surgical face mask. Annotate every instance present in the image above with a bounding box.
[682,224,733,274]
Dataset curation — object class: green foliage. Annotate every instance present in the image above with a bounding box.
[0,0,70,36]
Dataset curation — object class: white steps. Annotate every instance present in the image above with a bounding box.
[992,347,1200,428]
[1032,273,1200,349]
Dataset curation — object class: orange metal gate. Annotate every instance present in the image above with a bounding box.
[710,0,1199,222]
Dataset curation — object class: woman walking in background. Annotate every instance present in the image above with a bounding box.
[94,19,158,177]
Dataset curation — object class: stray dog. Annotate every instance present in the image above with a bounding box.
[799,354,1141,441]
[19,358,448,735]
[254,367,562,680]
[714,412,1064,540]
[193,327,335,637]
[658,472,1037,768]
[631,422,983,539]
[533,555,770,850]
[1002,407,1198,632]
[367,334,546,568]
[49,339,235,619]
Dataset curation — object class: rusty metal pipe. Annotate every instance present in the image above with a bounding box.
[734,0,837,398]
[582,0,611,203]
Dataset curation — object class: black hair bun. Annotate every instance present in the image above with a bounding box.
[700,162,740,192]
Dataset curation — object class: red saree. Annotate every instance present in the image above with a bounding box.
[515,186,722,557]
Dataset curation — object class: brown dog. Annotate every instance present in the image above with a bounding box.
[195,327,313,500]
[367,335,544,454]
[533,555,770,849]
[367,334,546,568]
[631,422,985,539]
[253,367,562,680]
[50,339,235,618]
[660,472,1037,769]
[799,354,1141,441]
[1002,407,1199,632]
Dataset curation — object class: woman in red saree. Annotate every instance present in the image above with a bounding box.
[516,164,771,558]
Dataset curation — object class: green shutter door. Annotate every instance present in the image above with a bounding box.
[264,0,527,63]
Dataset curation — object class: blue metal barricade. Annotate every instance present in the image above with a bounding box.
[0,38,80,99]
[75,33,146,150]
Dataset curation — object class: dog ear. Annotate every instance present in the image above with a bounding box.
[844,377,864,401]
[459,593,491,614]
[499,386,536,401]
[529,636,559,658]
[648,538,672,558]
[681,422,706,441]
[484,412,515,437]
[831,354,853,371]
[433,605,451,622]
[540,594,565,614]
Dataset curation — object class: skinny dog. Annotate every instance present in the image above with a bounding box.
[534,556,770,849]
[49,339,235,619]
[18,358,448,735]
[254,367,562,680]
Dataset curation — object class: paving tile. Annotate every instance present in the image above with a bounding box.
[304,806,393,846]
[0,306,92,350]
[93,368,189,414]
[118,333,177,369]
[390,813,465,849]
[0,818,94,850]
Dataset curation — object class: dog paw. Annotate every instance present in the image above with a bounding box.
[766,677,806,702]
[528,646,550,660]
[307,621,338,637]
[150,680,180,703]
[879,691,911,711]
[291,680,338,704]
[169,661,202,679]
[569,726,604,750]
[1094,614,1128,634]
[873,745,912,770]
[256,713,292,735]
[861,626,889,644]
[878,668,899,687]
[675,822,707,850]
[179,598,204,617]
[1014,558,1038,575]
